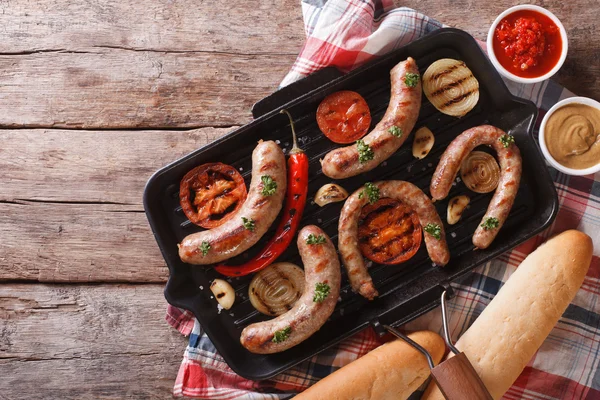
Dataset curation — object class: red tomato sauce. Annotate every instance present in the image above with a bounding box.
[493,10,562,78]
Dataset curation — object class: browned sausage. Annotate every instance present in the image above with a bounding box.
[178,140,286,264]
[240,225,341,354]
[339,181,449,300]
[430,125,522,249]
[321,57,422,179]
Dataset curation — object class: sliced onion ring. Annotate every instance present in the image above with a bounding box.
[423,58,479,117]
[248,262,305,316]
[460,151,500,194]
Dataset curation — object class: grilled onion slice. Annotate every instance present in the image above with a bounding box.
[210,279,235,310]
[460,151,500,194]
[248,262,305,316]
[412,127,435,159]
[447,195,470,225]
[314,183,349,206]
[423,58,479,117]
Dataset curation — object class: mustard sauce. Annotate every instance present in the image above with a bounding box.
[545,103,600,170]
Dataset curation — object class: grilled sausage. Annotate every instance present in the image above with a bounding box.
[430,125,522,249]
[240,225,341,354]
[178,140,286,265]
[339,181,449,300]
[321,57,422,179]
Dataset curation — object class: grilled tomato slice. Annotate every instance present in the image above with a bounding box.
[358,198,422,265]
[180,162,247,229]
[316,90,371,144]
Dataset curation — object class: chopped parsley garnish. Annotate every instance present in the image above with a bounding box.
[272,326,292,343]
[306,234,327,245]
[423,223,442,240]
[404,73,420,87]
[261,175,277,196]
[358,182,380,204]
[388,125,403,137]
[241,217,255,231]
[356,139,375,164]
[499,134,515,148]
[313,282,331,303]
[198,241,211,256]
[481,217,500,230]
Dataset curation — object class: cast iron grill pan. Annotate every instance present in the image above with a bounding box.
[144,29,558,380]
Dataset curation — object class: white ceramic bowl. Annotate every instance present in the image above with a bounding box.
[486,5,568,84]
[539,97,600,176]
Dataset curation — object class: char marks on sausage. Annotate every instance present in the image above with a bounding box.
[240,225,341,354]
[321,57,422,179]
[430,125,522,249]
[338,181,450,300]
[178,140,287,265]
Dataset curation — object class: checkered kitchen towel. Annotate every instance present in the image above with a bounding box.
[167,1,600,398]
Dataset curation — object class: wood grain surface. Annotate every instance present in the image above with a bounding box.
[0,51,292,128]
[1,0,598,398]
[0,284,184,399]
[0,128,229,282]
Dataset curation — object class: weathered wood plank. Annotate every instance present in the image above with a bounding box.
[0,50,292,128]
[0,284,185,399]
[0,1,597,130]
[0,0,304,54]
[0,128,234,282]
[0,201,169,282]
[0,128,230,204]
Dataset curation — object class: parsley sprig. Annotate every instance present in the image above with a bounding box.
[313,282,331,303]
[423,223,442,240]
[198,241,211,256]
[241,217,255,231]
[499,134,515,148]
[358,182,380,204]
[356,140,375,164]
[404,73,420,87]
[388,125,403,137]
[272,327,292,343]
[481,217,500,230]
[306,234,327,245]
[261,175,277,196]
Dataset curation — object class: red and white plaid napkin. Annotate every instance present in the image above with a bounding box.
[167,1,600,398]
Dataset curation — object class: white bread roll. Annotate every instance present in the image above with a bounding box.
[423,230,593,400]
[295,330,445,400]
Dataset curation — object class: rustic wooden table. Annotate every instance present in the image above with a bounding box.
[1,1,598,398]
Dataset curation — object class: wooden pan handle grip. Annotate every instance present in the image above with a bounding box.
[430,352,493,400]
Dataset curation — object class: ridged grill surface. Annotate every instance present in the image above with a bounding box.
[145,29,557,380]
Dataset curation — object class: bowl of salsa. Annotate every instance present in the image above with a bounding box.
[487,5,568,83]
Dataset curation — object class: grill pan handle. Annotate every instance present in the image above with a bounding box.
[251,67,344,118]
[371,283,453,336]
[428,290,493,400]
[430,352,493,400]
[383,290,493,400]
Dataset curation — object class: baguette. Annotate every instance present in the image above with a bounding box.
[423,230,593,400]
[295,330,445,400]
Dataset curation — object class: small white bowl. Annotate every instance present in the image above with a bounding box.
[486,5,568,84]
[539,97,600,176]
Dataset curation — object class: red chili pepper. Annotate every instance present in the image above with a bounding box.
[214,109,309,277]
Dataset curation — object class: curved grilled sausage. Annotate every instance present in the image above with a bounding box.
[339,181,449,300]
[321,57,422,179]
[240,225,341,354]
[430,125,522,249]
[178,141,286,265]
